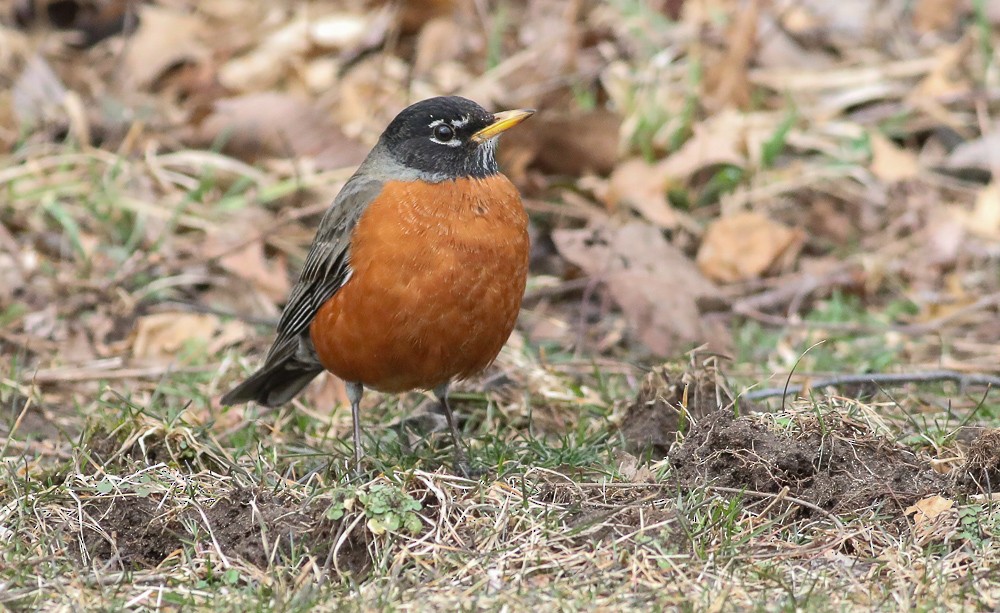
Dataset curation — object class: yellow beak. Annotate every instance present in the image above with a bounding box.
[471,109,535,142]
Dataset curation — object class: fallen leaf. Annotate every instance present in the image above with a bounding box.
[912,0,962,34]
[905,495,954,527]
[968,182,1000,239]
[869,132,920,182]
[305,373,349,411]
[500,110,622,178]
[12,54,67,128]
[309,13,374,50]
[922,208,966,266]
[335,54,411,140]
[807,198,854,245]
[131,313,220,361]
[913,39,973,99]
[188,92,368,169]
[945,130,1000,175]
[412,18,466,76]
[756,13,835,70]
[552,222,728,356]
[218,19,310,92]
[123,5,208,89]
[697,212,805,283]
[398,0,457,33]
[205,320,252,355]
[202,209,291,303]
[612,450,656,483]
[659,111,749,180]
[948,182,1000,241]
[603,158,678,228]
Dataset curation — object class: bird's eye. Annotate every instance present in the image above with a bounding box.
[433,124,455,141]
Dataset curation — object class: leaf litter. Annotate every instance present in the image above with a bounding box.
[2,0,1000,609]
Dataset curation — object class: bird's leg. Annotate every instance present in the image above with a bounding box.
[434,383,473,477]
[346,381,365,474]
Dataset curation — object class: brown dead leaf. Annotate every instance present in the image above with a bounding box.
[807,199,854,244]
[123,5,208,89]
[201,208,291,303]
[697,212,805,283]
[612,450,656,482]
[913,39,973,99]
[215,8,392,92]
[12,54,67,128]
[218,18,309,92]
[335,54,411,140]
[552,222,728,356]
[756,13,835,70]
[945,130,1000,175]
[398,0,457,33]
[912,0,962,34]
[659,111,748,180]
[305,373,349,413]
[943,183,1000,243]
[500,110,622,177]
[206,320,252,355]
[922,208,966,266]
[412,17,466,76]
[188,92,368,169]
[905,495,954,527]
[964,182,1000,239]
[869,132,920,182]
[603,158,678,228]
[131,313,220,361]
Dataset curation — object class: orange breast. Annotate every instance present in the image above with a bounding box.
[309,176,529,393]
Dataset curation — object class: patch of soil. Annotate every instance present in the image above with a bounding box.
[80,488,370,575]
[667,409,948,515]
[3,393,80,443]
[82,496,184,568]
[618,362,735,458]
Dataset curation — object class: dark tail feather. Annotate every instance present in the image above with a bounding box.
[221,355,323,407]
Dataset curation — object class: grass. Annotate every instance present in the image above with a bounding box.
[3,1,1000,609]
[3,331,999,610]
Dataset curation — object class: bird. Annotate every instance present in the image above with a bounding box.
[221,96,534,475]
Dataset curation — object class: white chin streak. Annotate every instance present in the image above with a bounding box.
[478,137,498,170]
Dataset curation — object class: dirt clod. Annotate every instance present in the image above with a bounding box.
[667,409,948,515]
[619,362,733,458]
[955,429,1000,494]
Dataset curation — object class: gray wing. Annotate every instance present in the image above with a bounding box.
[263,175,385,363]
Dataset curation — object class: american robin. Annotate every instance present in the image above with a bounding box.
[221,96,534,474]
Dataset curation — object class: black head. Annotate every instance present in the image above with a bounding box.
[378,96,533,181]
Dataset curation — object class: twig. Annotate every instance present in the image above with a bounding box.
[156,300,280,327]
[743,370,1000,402]
[522,278,592,302]
[30,363,217,384]
[730,269,860,316]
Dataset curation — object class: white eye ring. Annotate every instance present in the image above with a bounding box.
[433,123,455,141]
[428,119,461,147]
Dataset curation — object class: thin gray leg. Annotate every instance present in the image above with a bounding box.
[434,382,471,476]
[346,381,364,468]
